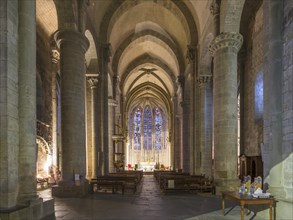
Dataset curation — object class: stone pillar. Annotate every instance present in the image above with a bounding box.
[209,32,243,192]
[262,1,293,211]
[210,0,220,36]
[178,75,191,173]
[198,75,213,177]
[108,99,117,173]
[174,113,182,170]
[54,30,89,190]
[51,49,60,169]
[171,96,177,170]
[18,0,39,204]
[0,0,19,210]
[181,100,190,173]
[187,45,197,175]
[97,43,111,175]
[86,74,99,178]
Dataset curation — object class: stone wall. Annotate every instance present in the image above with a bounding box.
[282,0,293,201]
[242,4,264,156]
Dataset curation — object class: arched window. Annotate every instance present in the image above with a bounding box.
[133,108,142,150]
[143,106,152,150]
[129,113,133,149]
[154,107,162,150]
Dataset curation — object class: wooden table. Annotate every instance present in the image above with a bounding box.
[222,191,275,220]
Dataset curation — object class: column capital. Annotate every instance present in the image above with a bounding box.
[51,49,60,64]
[209,32,243,56]
[108,98,118,107]
[86,74,99,88]
[210,0,220,16]
[197,75,213,87]
[54,30,89,53]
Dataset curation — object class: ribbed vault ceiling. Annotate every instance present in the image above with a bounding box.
[36,0,211,114]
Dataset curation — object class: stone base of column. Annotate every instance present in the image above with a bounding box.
[214,178,241,195]
[0,198,54,220]
[52,183,89,197]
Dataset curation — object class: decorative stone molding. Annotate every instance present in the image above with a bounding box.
[209,32,243,56]
[186,45,196,62]
[177,75,185,89]
[108,98,118,107]
[210,0,220,16]
[197,75,213,87]
[86,73,99,88]
[54,30,89,53]
[51,49,60,64]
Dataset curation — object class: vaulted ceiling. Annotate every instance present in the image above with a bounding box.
[36,0,212,114]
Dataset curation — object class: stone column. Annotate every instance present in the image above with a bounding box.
[0,0,19,210]
[263,0,285,199]
[18,0,39,204]
[171,96,177,170]
[51,49,60,169]
[54,30,89,189]
[86,74,99,178]
[209,32,243,192]
[174,113,182,170]
[198,75,213,177]
[181,100,190,173]
[178,75,191,173]
[108,99,117,173]
[98,43,111,175]
[210,0,220,36]
[187,45,197,175]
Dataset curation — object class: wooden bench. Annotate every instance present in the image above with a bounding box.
[158,173,191,189]
[90,178,125,195]
[161,175,204,193]
[161,175,215,194]
[109,172,142,183]
[107,175,139,193]
[91,175,138,194]
[199,176,216,194]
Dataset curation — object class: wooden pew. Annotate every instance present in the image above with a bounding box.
[161,175,204,193]
[90,178,125,195]
[90,175,138,194]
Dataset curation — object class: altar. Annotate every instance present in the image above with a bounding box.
[140,162,156,171]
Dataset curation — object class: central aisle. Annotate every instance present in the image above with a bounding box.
[41,175,265,220]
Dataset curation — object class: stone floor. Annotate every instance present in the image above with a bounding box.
[40,175,268,220]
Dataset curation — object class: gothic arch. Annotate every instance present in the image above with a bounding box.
[120,54,177,96]
[112,29,185,75]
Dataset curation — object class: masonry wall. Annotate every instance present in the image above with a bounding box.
[242,5,264,156]
[282,0,293,201]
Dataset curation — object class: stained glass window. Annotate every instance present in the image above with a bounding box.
[154,107,162,150]
[129,113,133,149]
[143,106,152,150]
[133,108,142,150]
[162,112,167,148]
